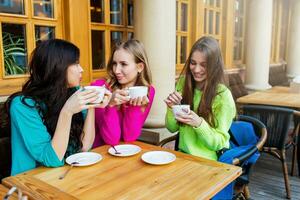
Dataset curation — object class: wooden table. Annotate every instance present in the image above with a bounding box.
[2,141,241,200]
[237,86,300,108]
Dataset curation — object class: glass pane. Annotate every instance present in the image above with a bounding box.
[235,0,244,14]
[209,0,214,6]
[127,0,133,26]
[35,26,55,46]
[91,30,105,70]
[209,10,213,34]
[204,8,207,33]
[233,40,242,61]
[128,32,134,40]
[216,0,221,7]
[176,36,178,64]
[181,3,188,31]
[110,0,123,25]
[215,12,220,35]
[176,1,178,30]
[234,17,239,37]
[0,0,24,15]
[2,23,27,75]
[33,0,54,18]
[180,37,187,64]
[91,0,104,23]
[111,31,123,49]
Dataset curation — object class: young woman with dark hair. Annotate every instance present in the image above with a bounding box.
[7,39,111,175]
[164,36,236,160]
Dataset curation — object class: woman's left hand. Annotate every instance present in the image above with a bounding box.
[175,110,203,128]
[128,96,149,106]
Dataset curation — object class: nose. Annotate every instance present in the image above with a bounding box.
[78,64,84,73]
[114,64,121,74]
[193,64,203,72]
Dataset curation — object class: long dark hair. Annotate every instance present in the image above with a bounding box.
[106,39,152,90]
[180,36,225,127]
[6,39,83,157]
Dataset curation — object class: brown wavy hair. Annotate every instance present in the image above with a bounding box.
[106,39,152,89]
[180,36,225,127]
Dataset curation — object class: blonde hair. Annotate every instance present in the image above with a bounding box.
[107,39,152,89]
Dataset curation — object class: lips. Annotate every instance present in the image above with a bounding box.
[116,76,123,80]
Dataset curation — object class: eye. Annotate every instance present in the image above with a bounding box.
[120,62,127,66]
[190,60,196,65]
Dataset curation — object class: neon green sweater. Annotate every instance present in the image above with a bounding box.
[165,79,236,160]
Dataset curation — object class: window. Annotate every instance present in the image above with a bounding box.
[270,0,289,63]
[176,0,190,74]
[0,0,62,95]
[233,0,246,65]
[90,0,134,78]
[203,0,222,42]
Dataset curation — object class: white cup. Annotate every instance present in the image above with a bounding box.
[172,104,190,116]
[84,86,106,104]
[128,86,148,98]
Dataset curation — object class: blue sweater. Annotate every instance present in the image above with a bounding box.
[10,96,65,175]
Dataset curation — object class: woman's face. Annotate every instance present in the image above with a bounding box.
[189,50,207,85]
[112,49,143,88]
[67,63,83,88]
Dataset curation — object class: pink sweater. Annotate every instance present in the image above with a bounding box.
[91,79,155,147]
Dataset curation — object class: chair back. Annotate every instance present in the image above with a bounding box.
[240,105,294,150]
[0,137,11,180]
[0,102,11,180]
[226,73,248,101]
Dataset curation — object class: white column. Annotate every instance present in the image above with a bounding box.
[245,0,273,90]
[134,0,176,127]
[287,0,300,77]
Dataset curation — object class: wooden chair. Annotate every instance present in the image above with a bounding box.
[0,102,11,180]
[269,65,289,87]
[240,104,300,199]
[159,115,267,200]
[226,73,248,101]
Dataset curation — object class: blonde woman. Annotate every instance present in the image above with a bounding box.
[92,39,155,147]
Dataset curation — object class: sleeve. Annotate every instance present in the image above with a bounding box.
[165,77,184,133]
[10,98,64,167]
[121,86,155,142]
[92,79,121,146]
[193,89,236,151]
[165,107,179,133]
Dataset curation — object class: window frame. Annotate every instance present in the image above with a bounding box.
[0,0,63,95]
[89,0,134,79]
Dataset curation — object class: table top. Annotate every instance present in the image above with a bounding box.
[237,86,300,108]
[3,141,241,200]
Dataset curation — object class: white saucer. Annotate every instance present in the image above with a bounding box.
[108,144,141,157]
[66,152,102,166]
[141,151,176,165]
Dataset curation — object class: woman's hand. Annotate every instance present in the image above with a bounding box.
[164,91,182,108]
[175,110,203,128]
[129,96,149,106]
[109,89,130,107]
[95,89,112,108]
[62,89,101,115]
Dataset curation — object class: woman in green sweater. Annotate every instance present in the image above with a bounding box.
[164,36,236,160]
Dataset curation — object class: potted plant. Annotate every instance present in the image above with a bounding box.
[2,31,27,75]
